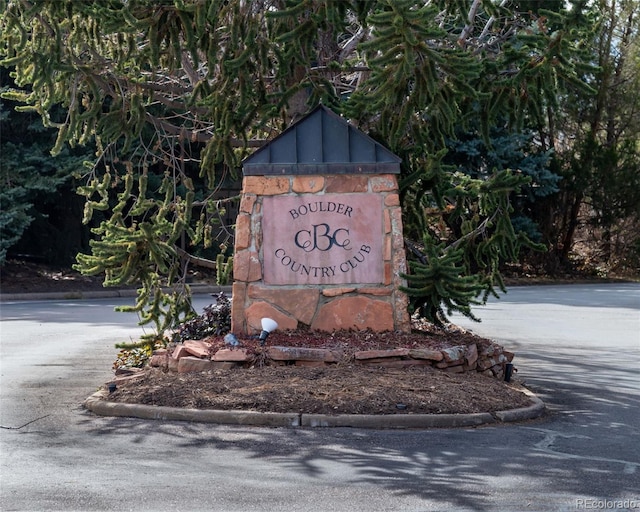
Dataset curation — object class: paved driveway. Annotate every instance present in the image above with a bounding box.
[1,283,638,511]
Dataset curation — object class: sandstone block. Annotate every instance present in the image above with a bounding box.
[393,292,411,332]
[267,346,341,362]
[383,193,400,206]
[234,213,251,250]
[321,287,356,297]
[325,175,368,193]
[371,175,398,193]
[248,285,319,325]
[243,176,290,195]
[354,348,409,360]
[442,345,467,363]
[171,345,190,360]
[476,340,489,351]
[245,301,298,333]
[292,176,325,193]
[212,348,252,362]
[231,282,247,333]
[233,249,262,282]
[239,194,257,214]
[384,262,392,285]
[465,343,479,366]
[480,342,504,357]
[408,348,444,361]
[183,339,211,358]
[477,357,495,371]
[463,361,478,371]
[167,356,179,372]
[311,296,395,332]
[178,356,214,373]
[384,236,392,260]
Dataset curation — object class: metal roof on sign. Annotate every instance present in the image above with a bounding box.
[242,105,401,175]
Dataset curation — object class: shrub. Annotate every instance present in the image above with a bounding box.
[171,292,231,343]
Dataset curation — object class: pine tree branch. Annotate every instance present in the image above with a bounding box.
[144,112,265,147]
[476,0,510,48]
[180,52,200,87]
[447,208,502,251]
[458,0,483,47]
[19,0,54,37]
[339,26,366,61]
[474,0,516,55]
[309,66,370,73]
[176,247,217,270]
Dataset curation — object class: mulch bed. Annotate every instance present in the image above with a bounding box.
[107,326,533,415]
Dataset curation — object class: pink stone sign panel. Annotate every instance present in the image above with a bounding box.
[262,193,383,285]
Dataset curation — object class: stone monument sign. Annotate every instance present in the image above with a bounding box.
[231,106,410,335]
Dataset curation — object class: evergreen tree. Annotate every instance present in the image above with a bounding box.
[569,0,640,270]
[0,0,595,331]
[444,123,558,243]
[529,0,640,273]
[1,68,91,265]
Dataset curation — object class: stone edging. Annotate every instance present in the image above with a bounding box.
[84,387,545,429]
[157,336,516,380]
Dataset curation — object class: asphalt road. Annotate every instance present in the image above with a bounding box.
[0,283,639,512]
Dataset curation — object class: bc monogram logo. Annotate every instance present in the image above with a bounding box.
[294,223,351,252]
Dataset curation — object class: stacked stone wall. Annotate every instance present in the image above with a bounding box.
[146,337,515,380]
[231,174,411,335]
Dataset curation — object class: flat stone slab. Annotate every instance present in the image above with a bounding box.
[354,348,410,360]
[212,348,253,362]
[266,346,341,362]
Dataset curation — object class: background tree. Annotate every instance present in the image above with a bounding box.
[576,0,640,272]
[529,0,640,273]
[0,67,92,265]
[0,0,597,333]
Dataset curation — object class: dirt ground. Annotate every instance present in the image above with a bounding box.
[108,325,535,415]
[0,259,113,294]
[2,259,534,415]
[110,363,533,415]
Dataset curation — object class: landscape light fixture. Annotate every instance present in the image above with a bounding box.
[259,318,278,345]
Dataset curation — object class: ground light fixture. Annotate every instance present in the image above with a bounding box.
[259,317,278,345]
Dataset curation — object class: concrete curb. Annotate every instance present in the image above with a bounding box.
[0,285,230,302]
[84,387,545,429]
[85,390,301,427]
[493,389,546,422]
